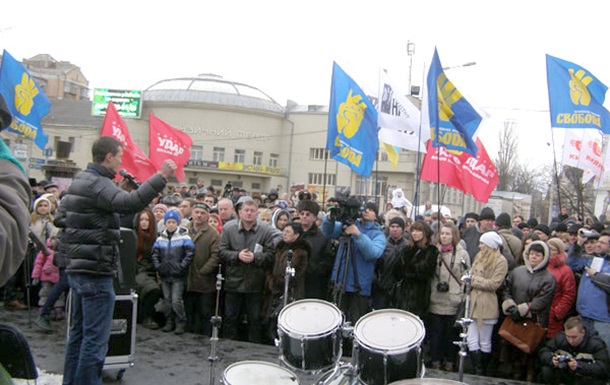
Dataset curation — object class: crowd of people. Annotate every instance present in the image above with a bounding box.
[3,150,610,383]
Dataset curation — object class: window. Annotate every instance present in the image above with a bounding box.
[234,149,245,163]
[69,137,75,153]
[190,145,203,160]
[310,148,330,160]
[377,151,388,162]
[213,147,225,162]
[269,153,279,167]
[210,179,222,187]
[355,176,387,197]
[251,182,261,190]
[308,173,335,185]
[253,151,263,165]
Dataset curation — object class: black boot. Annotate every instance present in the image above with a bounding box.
[480,352,490,376]
[469,350,485,376]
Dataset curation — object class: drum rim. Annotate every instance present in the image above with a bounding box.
[223,360,299,383]
[278,299,343,337]
[353,309,425,353]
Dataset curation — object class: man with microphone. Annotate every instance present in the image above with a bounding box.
[57,136,176,385]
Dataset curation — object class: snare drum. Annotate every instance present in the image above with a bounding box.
[222,361,299,385]
[277,299,343,372]
[353,309,425,385]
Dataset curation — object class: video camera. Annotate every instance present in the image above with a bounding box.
[329,188,362,228]
[223,182,232,198]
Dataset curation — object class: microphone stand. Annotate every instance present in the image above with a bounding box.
[282,250,295,309]
[454,260,472,383]
[208,264,224,385]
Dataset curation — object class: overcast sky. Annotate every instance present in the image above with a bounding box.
[3,0,608,170]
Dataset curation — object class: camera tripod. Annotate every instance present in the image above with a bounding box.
[331,235,360,310]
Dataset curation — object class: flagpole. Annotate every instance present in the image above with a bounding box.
[374,150,379,207]
[413,63,427,218]
[322,150,329,211]
[550,127,562,215]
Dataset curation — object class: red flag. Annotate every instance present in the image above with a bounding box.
[420,138,498,203]
[99,102,157,181]
[148,113,192,182]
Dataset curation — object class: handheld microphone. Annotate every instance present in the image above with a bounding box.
[119,169,137,184]
[287,250,293,263]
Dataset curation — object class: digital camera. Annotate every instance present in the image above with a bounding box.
[436,281,450,292]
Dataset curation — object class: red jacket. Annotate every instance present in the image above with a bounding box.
[546,252,576,337]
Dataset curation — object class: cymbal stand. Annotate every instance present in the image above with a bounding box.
[454,262,472,383]
[208,264,224,385]
[282,250,295,309]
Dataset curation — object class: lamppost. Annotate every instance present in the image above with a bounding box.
[442,61,477,71]
[407,40,415,94]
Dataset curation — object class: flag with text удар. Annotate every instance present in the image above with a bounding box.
[149,113,192,182]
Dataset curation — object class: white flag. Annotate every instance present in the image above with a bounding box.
[561,129,581,168]
[578,129,604,184]
[377,69,425,152]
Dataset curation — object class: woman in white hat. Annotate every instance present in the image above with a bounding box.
[467,231,508,375]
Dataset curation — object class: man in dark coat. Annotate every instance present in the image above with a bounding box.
[297,199,333,300]
[539,316,609,385]
[60,136,176,385]
[463,207,496,263]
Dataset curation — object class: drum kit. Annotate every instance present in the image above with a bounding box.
[218,252,472,385]
[220,298,428,385]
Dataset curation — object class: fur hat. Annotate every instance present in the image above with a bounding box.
[495,212,511,229]
[297,199,320,216]
[164,209,182,224]
[479,207,495,221]
[479,231,503,249]
[464,212,479,222]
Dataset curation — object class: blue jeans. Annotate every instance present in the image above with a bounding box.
[224,291,262,343]
[63,273,115,385]
[161,280,186,323]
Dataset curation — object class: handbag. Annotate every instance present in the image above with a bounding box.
[498,317,547,354]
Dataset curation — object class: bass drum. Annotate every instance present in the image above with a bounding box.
[353,309,425,385]
[277,299,343,372]
[315,364,366,385]
[221,361,299,385]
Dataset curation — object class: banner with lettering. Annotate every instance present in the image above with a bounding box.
[149,113,192,182]
[100,102,157,181]
[420,138,498,203]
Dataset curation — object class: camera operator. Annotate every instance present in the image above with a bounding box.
[539,316,609,385]
[322,200,385,324]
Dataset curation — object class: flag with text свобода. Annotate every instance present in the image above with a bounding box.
[0,50,50,150]
[425,48,481,156]
[149,113,192,182]
[546,54,610,134]
[326,62,379,177]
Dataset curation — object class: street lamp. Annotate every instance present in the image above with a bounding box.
[407,40,415,94]
[442,61,476,71]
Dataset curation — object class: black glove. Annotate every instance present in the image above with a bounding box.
[506,305,521,322]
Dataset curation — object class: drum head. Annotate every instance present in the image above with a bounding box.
[223,361,299,385]
[278,299,342,336]
[354,309,424,353]
[388,379,466,385]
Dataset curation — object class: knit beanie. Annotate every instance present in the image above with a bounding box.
[495,212,511,229]
[464,212,479,221]
[479,207,495,221]
[365,201,379,217]
[164,209,182,224]
[389,216,406,230]
[153,203,168,214]
[479,231,502,249]
[534,224,550,236]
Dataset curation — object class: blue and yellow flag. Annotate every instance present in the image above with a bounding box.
[0,50,50,150]
[546,54,610,134]
[427,48,481,156]
[326,62,379,177]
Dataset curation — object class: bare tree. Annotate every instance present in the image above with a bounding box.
[494,120,519,191]
[557,166,596,220]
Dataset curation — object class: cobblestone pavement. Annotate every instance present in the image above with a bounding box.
[0,305,536,385]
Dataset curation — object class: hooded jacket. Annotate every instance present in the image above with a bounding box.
[502,240,557,327]
[151,226,195,282]
[546,246,577,337]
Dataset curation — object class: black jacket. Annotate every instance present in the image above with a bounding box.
[539,330,609,380]
[58,163,167,276]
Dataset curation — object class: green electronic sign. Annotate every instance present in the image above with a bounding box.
[92,89,142,118]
